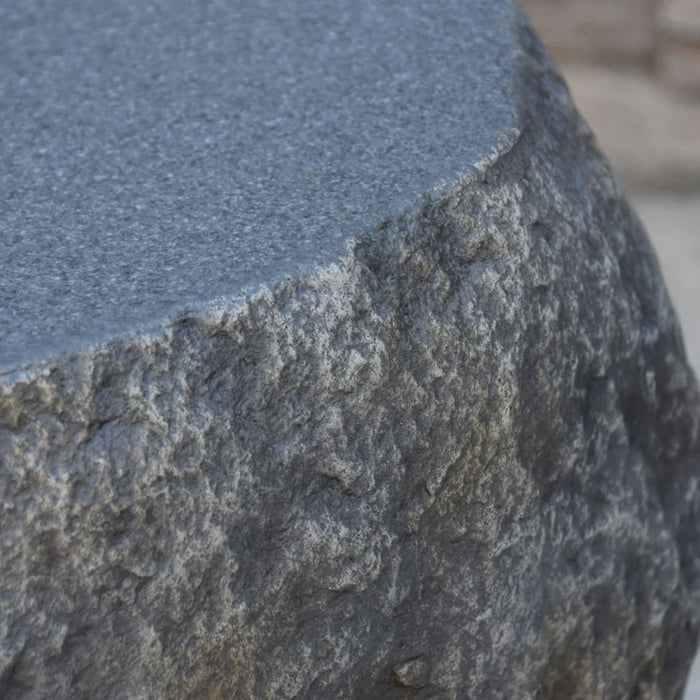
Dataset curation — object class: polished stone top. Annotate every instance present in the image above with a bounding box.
[0,0,518,369]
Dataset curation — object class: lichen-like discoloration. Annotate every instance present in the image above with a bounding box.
[1,19,699,700]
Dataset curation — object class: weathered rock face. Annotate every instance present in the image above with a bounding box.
[1,5,700,700]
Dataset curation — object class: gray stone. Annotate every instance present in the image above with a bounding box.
[0,0,517,372]
[1,4,700,700]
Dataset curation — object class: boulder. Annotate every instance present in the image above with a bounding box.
[1,1,699,698]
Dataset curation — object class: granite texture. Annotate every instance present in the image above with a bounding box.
[2,7,700,700]
[0,0,517,370]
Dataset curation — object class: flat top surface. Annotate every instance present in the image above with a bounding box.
[0,0,518,369]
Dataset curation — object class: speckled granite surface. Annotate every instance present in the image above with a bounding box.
[0,0,516,371]
[1,2,699,698]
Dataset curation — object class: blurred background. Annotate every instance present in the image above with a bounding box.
[520,0,700,696]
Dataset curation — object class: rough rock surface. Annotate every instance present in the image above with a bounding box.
[2,10,700,700]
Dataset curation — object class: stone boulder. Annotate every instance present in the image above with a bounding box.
[1,1,699,698]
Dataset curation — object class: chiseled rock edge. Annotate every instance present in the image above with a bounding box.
[2,19,700,700]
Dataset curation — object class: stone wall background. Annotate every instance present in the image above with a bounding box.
[520,1,700,696]
[522,0,700,92]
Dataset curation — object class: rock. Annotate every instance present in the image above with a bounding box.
[1,2,700,699]
[393,657,430,688]
[0,0,517,370]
